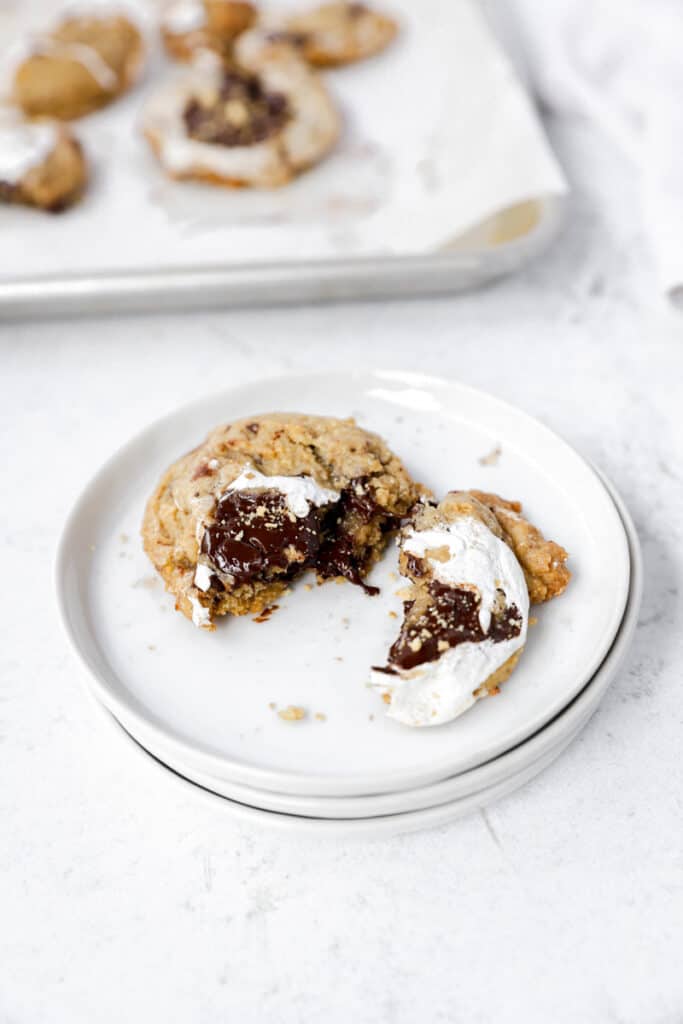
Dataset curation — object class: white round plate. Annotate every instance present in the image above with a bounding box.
[100,710,599,839]
[57,371,630,797]
[101,484,641,822]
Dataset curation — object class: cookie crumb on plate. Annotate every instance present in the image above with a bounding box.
[278,705,307,721]
[478,445,502,467]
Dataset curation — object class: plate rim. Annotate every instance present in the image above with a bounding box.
[94,470,642,819]
[56,369,632,796]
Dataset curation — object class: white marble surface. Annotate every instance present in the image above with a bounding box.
[2,114,683,1023]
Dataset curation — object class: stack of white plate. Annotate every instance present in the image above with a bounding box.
[57,372,641,838]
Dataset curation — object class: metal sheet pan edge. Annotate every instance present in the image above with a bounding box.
[1,195,565,320]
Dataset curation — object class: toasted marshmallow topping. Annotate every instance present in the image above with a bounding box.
[372,515,529,727]
[0,120,57,184]
[193,562,212,591]
[189,593,211,628]
[33,38,119,90]
[163,0,206,34]
[225,467,339,517]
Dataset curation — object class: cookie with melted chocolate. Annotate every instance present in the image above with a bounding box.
[371,491,570,727]
[142,413,420,628]
[142,43,340,188]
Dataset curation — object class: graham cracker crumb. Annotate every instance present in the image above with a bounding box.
[268,702,277,710]
[478,445,502,467]
[253,604,279,623]
[388,610,398,619]
[314,712,327,722]
[425,545,450,563]
[133,576,158,590]
[278,705,306,722]
[529,615,538,626]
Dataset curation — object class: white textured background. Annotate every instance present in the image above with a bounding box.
[2,112,683,1022]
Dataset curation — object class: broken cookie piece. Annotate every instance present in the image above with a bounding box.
[142,413,419,629]
[371,491,570,727]
[468,490,571,604]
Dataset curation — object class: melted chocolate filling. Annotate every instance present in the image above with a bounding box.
[200,476,397,595]
[316,476,399,595]
[183,69,290,148]
[378,579,523,674]
[201,490,323,585]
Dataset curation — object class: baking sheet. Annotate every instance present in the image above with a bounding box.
[0,0,567,311]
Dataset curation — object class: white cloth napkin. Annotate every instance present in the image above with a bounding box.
[497,0,683,309]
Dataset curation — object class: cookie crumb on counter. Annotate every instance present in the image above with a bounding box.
[314,712,327,722]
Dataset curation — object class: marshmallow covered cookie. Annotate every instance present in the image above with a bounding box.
[143,41,340,186]
[371,491,570,726]
[0,116,87,211]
